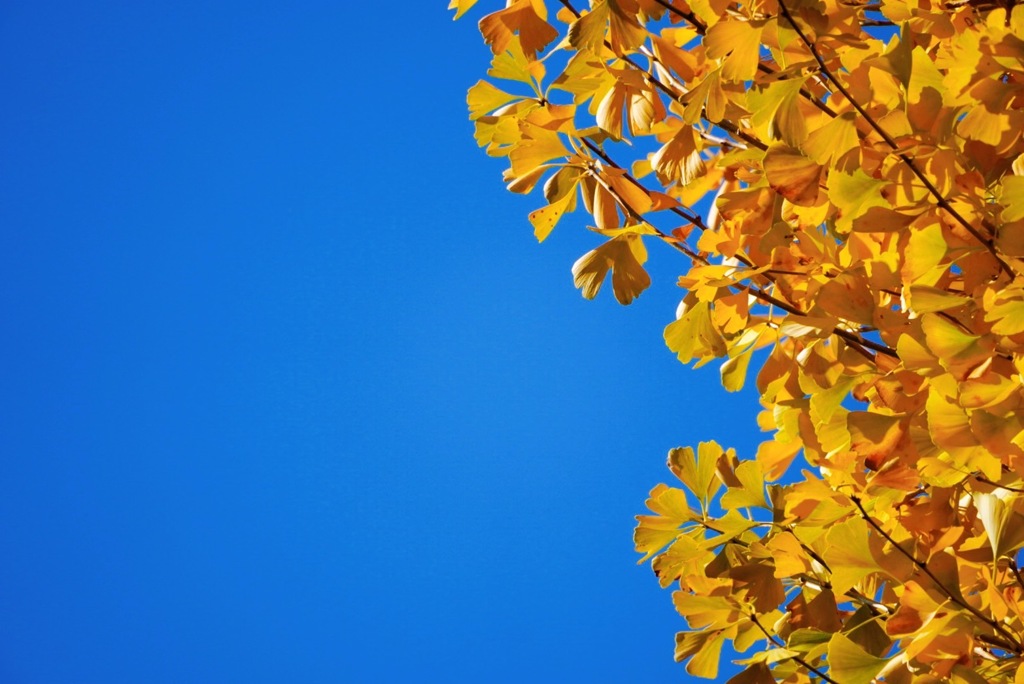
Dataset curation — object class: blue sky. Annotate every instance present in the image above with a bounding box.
[0,3,764,681]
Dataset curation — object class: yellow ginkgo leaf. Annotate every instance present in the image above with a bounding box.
[528,189,576,242]
[822,516,888,596]
[448,0,479,20]
[571,235,651,304]
[827,633,890,684]
[479,0,559,57]
[827,170,894,235]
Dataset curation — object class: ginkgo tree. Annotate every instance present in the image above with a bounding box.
[452,0,1024,680]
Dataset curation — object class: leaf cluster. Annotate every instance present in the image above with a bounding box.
[453,0,1024,679]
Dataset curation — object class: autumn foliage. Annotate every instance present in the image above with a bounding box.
[452,0,1024,680]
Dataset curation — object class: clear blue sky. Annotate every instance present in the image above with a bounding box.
[0,3,763,681]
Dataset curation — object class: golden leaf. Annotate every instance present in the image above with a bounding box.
[571,235,651,304]
[762,145,822,207]
[479,0,558,58]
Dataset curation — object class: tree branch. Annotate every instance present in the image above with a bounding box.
[578,138,897,360]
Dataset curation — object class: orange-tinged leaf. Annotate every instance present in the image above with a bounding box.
[601,166,654,215]
[815,272,875,325]
[606,0,647,54]
[683,68,725,124]
[479,0,559,57]
[651,125,705,186]
[847,412,904,465]
[567,1,609,51]
[763,145,822,207]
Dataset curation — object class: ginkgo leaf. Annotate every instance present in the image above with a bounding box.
[983,285,1024,336]
[675,630,729,679]
[704,19,765,82]
[920,313,988,371]
[763,145,822,207]
[508,124,569,179]
[720,344,754,392]
[748,78,806,133]
[479,0,559,57]
[488,35,544,85]
[827,170,893,235]
[822,516,888,595]
[847,412,904,465]
[664,301,727,364]
[651,124,705,186]
[606,0,647,54]
[973,491,1024,559]
[667,441,723,508]
[448,0,479,20]
[1001,176,1024,222]
[827,633,890,684]
[906,285,970,314]
[635,483,696,561]
[567,1,609,51]
[543,165,583,204]
[571,235,650,304]
[601,166,654,215]
[652,532,706,587]
[725,664,775,684]
[802,112,860,171]
[766,532,810,578]
[683,68,725,124]
[721,460,769,510]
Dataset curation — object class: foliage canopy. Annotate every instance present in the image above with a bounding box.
[452,0,1024,680]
